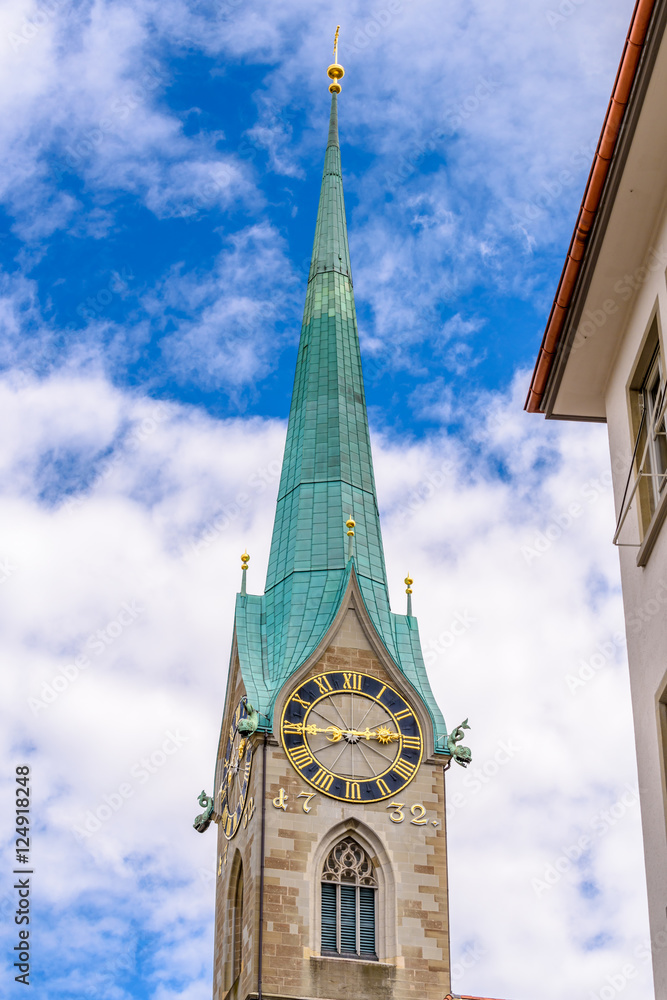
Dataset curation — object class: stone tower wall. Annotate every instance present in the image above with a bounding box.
[212,638,451,1000]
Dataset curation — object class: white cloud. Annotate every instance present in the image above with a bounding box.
[0,368,652,999]
[154,222,303,391]
[0,0,639,394]
[0,0,259,239]
[0,0,635,245]
[0,217,301,391]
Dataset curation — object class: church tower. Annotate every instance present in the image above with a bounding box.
[198,31,467,1000]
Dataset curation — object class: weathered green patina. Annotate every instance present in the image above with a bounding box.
[237,699,259,735]
[193,789,214,833]
[232,94,448,750]
[446,719,473,767]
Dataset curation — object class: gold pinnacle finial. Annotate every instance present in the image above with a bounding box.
[346,516,355,561]
[240,551,249,595]
[404,574,413,595]
[327,25,344,94]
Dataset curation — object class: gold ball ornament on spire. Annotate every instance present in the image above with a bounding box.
[240,550,250,595]
[328,25,345,94]
[405,574,414,615]
[345,516,355,561]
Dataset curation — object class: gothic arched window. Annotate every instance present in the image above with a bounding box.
[321,838,377,960]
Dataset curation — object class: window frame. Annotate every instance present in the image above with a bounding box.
[633,344,667,525]
[320,838,378,962]
[623,309,667,564]
[310,821,397,964]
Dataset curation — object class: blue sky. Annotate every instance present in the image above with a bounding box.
[0,1,656,999]
[1,0,629,428]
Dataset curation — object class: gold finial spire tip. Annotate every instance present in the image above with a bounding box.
[327,25,344,93]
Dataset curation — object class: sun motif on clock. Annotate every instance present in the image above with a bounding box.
[217,697,253,839]
[280,671,424,802]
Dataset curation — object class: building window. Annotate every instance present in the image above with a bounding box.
[232,865,244,980]
[636,345,667,528]
[321,838,377,960]
[616,321,667,553]
[628,328,667,541]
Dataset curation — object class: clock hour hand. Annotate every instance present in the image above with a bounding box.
[283,722,400,744]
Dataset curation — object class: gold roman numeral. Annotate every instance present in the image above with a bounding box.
[376,778,391,796]
[343,672,362,690]
[345,781,361,800]
[312,768,334,791]
[292,693,311,709]
[393,757,416,781]
[402,736,421,750]
[313,675,333,695]
[290,744,314,768]
[394,708,413,721]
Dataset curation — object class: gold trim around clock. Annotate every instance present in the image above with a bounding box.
[218,697,253,839]
[280,670,424,803]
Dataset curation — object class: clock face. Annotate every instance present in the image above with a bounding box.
[217,698,253,840]
[280,671,423,802]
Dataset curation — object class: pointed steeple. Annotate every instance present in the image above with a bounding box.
[233,47,447,750]
[263,88,392,674]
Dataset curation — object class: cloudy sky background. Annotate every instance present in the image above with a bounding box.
[0,0,654,997]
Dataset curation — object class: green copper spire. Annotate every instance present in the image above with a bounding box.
[232,80,447,750]
[263,91,390,672]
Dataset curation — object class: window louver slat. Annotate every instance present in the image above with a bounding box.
[321,882,337,952]
[339,885,357,953]
[359,887,376,955]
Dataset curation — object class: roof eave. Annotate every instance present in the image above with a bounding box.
[525,0,661,416]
